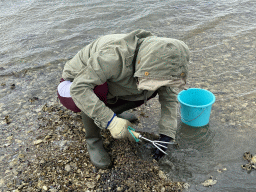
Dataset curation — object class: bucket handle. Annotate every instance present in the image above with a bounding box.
[179,107,206,123]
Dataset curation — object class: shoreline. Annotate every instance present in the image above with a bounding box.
[1,101,186,192]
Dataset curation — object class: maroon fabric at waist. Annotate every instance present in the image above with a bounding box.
[57,78,157,114]
[57,78,108,113]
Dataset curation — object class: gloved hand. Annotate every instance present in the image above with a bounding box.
[153,134,173,161]
[107,115,139,142]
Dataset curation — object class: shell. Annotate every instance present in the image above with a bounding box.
[201,178,217,187]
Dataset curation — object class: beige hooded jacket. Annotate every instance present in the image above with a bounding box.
[62,29,189,139]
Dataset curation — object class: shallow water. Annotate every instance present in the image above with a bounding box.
[1,0,256,191]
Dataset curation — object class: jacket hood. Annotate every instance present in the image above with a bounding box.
[134,36,190,80]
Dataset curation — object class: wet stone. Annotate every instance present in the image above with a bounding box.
[96,174,100,181]
[5,115,11,124]
[10,84,15,89]
[0,155,5,162]
[28,97,39,103]
[15,139,22,144]
[0,179,4,187]
[158,170,167,180]
[33,139,44,145]
[242,152,256,172]
[86,181,96,189]
[6,135,13,142]
[2,143,11,148]
[65,164,71,172]
[49,189,58,192]
[201,177,217,187]
[9,159,18,167]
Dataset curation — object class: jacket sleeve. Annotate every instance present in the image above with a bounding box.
[70,48,122,129]
[157,87,178,139]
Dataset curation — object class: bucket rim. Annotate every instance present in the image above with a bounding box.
[177,88,216,108]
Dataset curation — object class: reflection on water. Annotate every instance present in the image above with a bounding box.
[160,123,215,182]
[178,123,214,148]
[162,114,256,192]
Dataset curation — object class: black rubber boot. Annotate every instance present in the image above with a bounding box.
[81,112,111,169]
[153,134,173,161]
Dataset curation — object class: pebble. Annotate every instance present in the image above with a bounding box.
[251,155,256,164]
[86,182,95,189]
[37,180,44,188]
[217,168,227,173]
[44,135,52,140]
[0,155,5,162]
[0,178,4,187]
[96,174,101,181]
[201,178,217,187]
[33,139,44,145]
[153,166,159,172]
[18,154,25,159]
[42,185,48,190]
[7,135,13,142]
[65,164,71,172]
[158,170,167,180]
[12,169,18,176]
[9,159,18,167]
[10,84,15,89]
[2,143,11,147]
[70,162,77,170]
[15,139,22,144]
[34,108,41,113]
[49,189,58,192]
[183,183,190,189]
[93,167,97,173]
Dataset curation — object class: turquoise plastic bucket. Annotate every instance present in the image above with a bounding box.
[177,88,215,127]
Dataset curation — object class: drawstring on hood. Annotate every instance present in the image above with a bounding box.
[137,77,186,92]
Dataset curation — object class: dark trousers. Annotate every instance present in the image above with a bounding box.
[107,91,158,114]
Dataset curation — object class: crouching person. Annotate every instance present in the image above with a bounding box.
[57,29,189,169]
